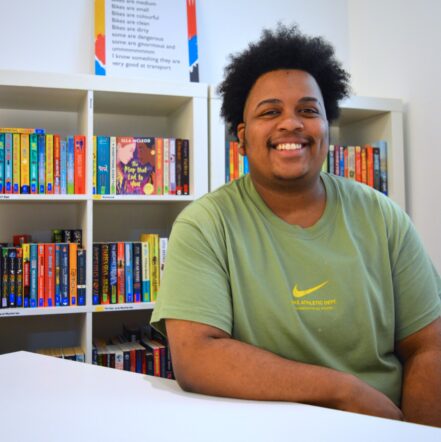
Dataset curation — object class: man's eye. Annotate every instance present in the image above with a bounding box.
[299,108,319,115]
[260,109,279,117]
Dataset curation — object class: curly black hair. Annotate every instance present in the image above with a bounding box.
[218,24,351,137]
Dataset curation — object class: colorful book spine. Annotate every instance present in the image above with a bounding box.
[53,135,61,194]
[0,134,5,193]
[22,243,30,307]
[67,136,75,194]
[374,140,388,195]
[37,244,45,307]
[141,241,150,302]
[366,145,374,188]
[110,136,117,195]
[159,237,168,284]
[109,243,117,304]
[12,134,20,194]
[176,139,183,195]
[97,136,110,195]
[117,242,125,303]
[182,139,190,195]
[16,248,23,307]
[4,133,13,193]
[100,243,110,304]
[19,134,29,194]
[93,136,97,194]
[69,243,78,306]
[124,242,133,303]
[29,134,38,194]
[347,146,355,180]
[55,244,61,306]
[77,249,86,306]
[132,242,142,303]
[163,138,170,195]
[225,139,230,183]
[0,128,45,134]
[37,134,46,194]
[1,248,8,307]
[373,147,381,191]
[46,134,54,194]
[74,135,86,194]
[140,234,159,301]
[92,244,101,305]
[155,137,163,195]
[8,248,17,307]
[29,244,38,307]
[60,139,67,194]
[44,243,55,307]
[60,243,69,306]
[169,138,176,195]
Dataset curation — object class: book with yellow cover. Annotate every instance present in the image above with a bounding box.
[140,233,159,301]
[12,134,20,194]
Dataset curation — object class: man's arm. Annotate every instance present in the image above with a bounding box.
[396,317,441,427]
[166,318,403,420]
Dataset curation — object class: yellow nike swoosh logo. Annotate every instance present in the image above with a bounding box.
[292,281,329,298]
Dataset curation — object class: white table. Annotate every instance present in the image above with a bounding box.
[0,351,439,441]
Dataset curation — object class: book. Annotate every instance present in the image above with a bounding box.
[4,133,12,194]
[60,243,69,306]
[110,136,117,195]
[69,243,78,306]
[67,136,75,194]
[140,234,159,301]
[182,139,190,195]
[163,138,170,195]
[373,147,381,191]
[0,134,5,193]
[77,249,86,306]
[55,244,61,306]
[53,134,61,194]
[16,248,23,308]
[29,244,38,307]
[92,136,97,194]
[22,243,30,307]
[29,134,38,194]
[60,139,67,194]
[46,134,54,194]
[132,242,142,303]
[37,244,45,307]
[155,137,163,195]
[159,237,168,284]
[37,134,46,194]
[117,242,125,303]
[176,138,183,194]
[97,136,110,194]
[141,241,150,302]
[12,133,20,194]
[100,243,110,304]
[373,140,388,195]
[169,138,176,195]
[0,128,45,134]
[116,136,156,195]
[109,242,117,304]
[124,242,133,303]
[44,243,55,307]
[92,243,101,305]
[74,135,86,194]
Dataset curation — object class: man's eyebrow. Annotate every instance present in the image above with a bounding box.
[254,96,323,110]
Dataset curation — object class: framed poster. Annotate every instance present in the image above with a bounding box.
[95,0,199,82]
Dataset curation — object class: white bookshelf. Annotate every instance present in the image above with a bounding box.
[0,70,208,363]
[209,87,406,210]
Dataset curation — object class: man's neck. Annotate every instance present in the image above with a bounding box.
[252,175,326,228]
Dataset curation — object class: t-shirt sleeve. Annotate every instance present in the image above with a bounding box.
[390,210,441,341]
[150,202,233,337]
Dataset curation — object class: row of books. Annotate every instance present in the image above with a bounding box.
[0,128,86,195]
[225,140,249,183]
[93,324,173,378]
[93,234,168,305]
[0,243,86,309]
[322,142,388,195]
[94,136,190,196]
[36,346,85,362]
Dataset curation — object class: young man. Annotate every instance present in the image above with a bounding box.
[151,25,441,426]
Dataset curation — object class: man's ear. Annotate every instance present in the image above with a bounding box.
[237,123,246,156]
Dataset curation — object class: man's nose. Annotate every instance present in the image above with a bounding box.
[276,112,304,131]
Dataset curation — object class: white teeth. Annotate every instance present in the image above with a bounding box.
[275,143,302,151]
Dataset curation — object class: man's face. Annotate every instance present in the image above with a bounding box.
[237,69,329,191]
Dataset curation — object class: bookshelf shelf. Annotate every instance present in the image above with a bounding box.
[208,87,406,210]
[0,70,209,363]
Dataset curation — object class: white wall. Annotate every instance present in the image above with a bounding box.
[0,0,439,270]
[348,0,441,270]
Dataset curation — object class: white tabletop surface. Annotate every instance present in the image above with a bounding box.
[0,351,439,442]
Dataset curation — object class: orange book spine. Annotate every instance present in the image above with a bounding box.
[37,244,45,307]
[233,142,239,180]
[229,142,234,182]
[74,135,86,194]
[44,243,55,307]
[361,146,367,184]
[366,145,374,188]
[69,242,78,306]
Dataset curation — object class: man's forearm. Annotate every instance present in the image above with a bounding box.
[166,319,402,420]
[401,350,441,427]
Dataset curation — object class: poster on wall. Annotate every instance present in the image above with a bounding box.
[94,0,199,82]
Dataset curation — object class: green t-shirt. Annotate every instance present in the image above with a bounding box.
[151,173,441,405]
